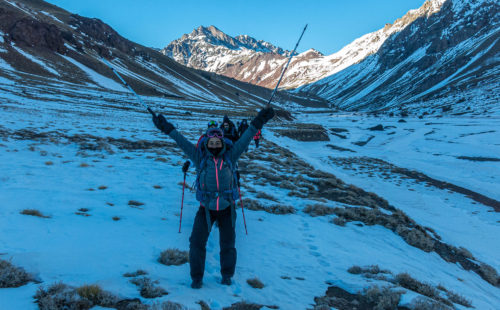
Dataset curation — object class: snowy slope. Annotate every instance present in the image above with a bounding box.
[1,64,500,309]
[298,0,500,115]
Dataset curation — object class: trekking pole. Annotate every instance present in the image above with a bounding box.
[101,57,156,117]
[236,171,248,235]
[267,24,308,107]
[238,186,248,235]
[179,161,191,233]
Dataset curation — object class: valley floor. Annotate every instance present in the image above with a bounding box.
[1,77,499,309]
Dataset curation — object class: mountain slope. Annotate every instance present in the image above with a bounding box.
[298,0,500,115]
[0,0,323,110]
[161,1,450,90]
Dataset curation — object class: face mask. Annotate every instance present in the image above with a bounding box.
[208,146,223,156]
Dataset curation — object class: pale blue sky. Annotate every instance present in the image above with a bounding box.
[46,0,426,55]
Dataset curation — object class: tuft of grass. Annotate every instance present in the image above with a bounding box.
[332,216,346,226]
[364,285,404,310]
[395,273,444,303]
[128,200,145,207]
[150,300,186,310]
[304,204,337,217]
[20,209,50,218]
[112,216,121,221]
[478,263,500,286]
[98,185,108,190]
[347,265,391,276]
[446,290,473,307]
[256,192,279,202]
[0,259,33,288]
[35,282,118,309]
[246,277,265,289]
[78,208,89,212]
[45,161,53,166]
[75,212,91,217]
[158,249,189,266]
[130,277,168,298]
[106,202,114,206]
[153,185,163,189]
[79,163,89,167]
[123,270,148,278]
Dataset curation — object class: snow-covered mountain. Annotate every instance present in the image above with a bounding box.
[161,25,297,89]
[0,0,322,109]
[161,1,451,90]
[297,0,500,114]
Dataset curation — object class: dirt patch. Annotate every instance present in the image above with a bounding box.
[456,156,500,162]
[275,123,330,142]
[326,144,356,153]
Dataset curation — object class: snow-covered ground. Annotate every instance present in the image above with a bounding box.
[1,76,499,309]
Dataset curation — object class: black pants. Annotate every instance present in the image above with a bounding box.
[254,139,260,148]
[189,206,236,281]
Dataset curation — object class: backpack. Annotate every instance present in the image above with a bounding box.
[194,137,239,204]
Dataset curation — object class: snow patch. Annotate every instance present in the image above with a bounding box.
[61,55,127,92]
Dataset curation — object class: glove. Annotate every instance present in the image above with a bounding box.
[152,113,174,134]
[251,106,275,130]
[182,160,191,173]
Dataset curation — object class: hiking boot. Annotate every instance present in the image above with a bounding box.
[221,276,232,286]
[191,279,203,289]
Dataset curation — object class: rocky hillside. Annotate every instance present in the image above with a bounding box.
[298,0,500,115]
[0,0,323,109]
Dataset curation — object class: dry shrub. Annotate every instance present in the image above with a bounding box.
[79,163,89,167]
[112,216,121,221]
[45,161,53,165]
[348,265,390,275]
[332,216,346,226]
[411,296,453,310]
[396,226,435,252]
[0,259,33,288]
[35,282,118,309]
[395,273,442,302]
[256,192,278,202]
[20,209,50,218]
[151,301,186,310]
[98,185,107,190]
[267,204,296,215]
[304,204,337,217]
[246,277,265,289]
[123,270,148,278]
[364,285,404,310]
[158,249,189,266]
[242,199,295,214]
[456,247,474,259]
[446,290,472,307]
[278,180,297,190]
[223,301,265,310]
[76,284,117,306]
[478,263,500,286]
[153,185,163,189]
[130,277,168,299]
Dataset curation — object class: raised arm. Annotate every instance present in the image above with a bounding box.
[152,114,199,164]
[231,107,275,162]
